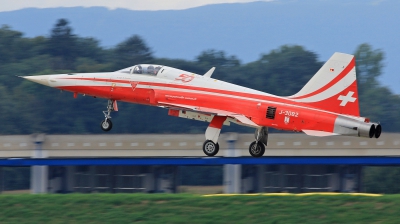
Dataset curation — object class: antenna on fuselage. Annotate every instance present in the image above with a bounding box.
[203,67,215,78]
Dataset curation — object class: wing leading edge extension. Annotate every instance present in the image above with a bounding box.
[160,101,260,128]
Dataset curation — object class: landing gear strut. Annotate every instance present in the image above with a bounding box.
[202,115,227,157]
[249,127,268,157]
[100,99,117,131]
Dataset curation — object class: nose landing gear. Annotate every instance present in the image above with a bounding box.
[100,99,117,132]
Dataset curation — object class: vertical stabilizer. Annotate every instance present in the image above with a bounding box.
[288,52,359,116]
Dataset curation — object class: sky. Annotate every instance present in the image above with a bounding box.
[0,0,273,12]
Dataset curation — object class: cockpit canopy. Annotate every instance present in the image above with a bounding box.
[116,64,163,76]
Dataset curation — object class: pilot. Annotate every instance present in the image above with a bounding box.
[147,66,154,75]
[133,65,142,74]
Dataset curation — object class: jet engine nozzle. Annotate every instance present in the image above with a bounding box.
[334,116,382,139]
[372,123,382,138]
[358,122,375,138]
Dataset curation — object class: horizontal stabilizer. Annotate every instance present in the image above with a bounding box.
[302,129,340,137]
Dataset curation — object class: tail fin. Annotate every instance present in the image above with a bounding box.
[288,52,359,116]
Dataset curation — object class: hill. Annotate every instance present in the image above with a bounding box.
[0,0,399,93]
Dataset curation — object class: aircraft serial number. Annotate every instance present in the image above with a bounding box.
[279,110,299,117]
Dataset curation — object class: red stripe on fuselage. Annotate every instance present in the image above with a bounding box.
[62,77,304,106]
[62,77,340,113]
[61,77,131,84]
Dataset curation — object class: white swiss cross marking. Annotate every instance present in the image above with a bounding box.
[338,91,356,106]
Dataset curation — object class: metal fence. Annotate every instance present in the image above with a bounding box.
[264,167,334,193]
[74,166,146,193]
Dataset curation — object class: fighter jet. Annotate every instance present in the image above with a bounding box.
[23,52,381,157]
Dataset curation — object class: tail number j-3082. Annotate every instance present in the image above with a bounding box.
[279,110,299,117]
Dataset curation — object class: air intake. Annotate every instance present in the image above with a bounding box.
[266,106,276,119]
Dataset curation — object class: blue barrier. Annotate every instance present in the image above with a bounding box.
[1,156,400,166]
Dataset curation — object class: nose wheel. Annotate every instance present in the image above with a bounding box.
[100,99,117,132]
[100,119,112,131]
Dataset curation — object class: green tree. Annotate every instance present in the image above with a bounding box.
[364,167,400,194]
[0,25,22,64]
[240,45,322,96]
[47,19,77,70]
[196,50,240,68]
[194,50,243,84]
[353,43,400,131]
[75,38,104,61]
[355,43,384,91]
[113,35,153,70]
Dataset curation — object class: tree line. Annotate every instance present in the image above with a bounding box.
[0,18,398,135]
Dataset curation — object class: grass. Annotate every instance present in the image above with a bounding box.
[0,194,399,223]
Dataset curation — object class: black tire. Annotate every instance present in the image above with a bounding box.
[100,119,112,131]
[249,141,265,157]
[203,140,219,156]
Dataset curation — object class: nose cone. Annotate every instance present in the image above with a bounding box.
[23,75,50,86]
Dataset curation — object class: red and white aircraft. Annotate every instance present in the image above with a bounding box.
[23,52,381,157]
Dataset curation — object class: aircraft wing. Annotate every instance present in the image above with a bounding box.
[158,101,260,128]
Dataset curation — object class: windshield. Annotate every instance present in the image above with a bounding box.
[116,64,163,76]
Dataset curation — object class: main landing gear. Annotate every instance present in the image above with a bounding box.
[200,115,269,158]
[202,115,226,157]
[100,99,118,132]
[248,127,268,157]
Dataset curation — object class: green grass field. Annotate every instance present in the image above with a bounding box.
[0,194,399,224]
